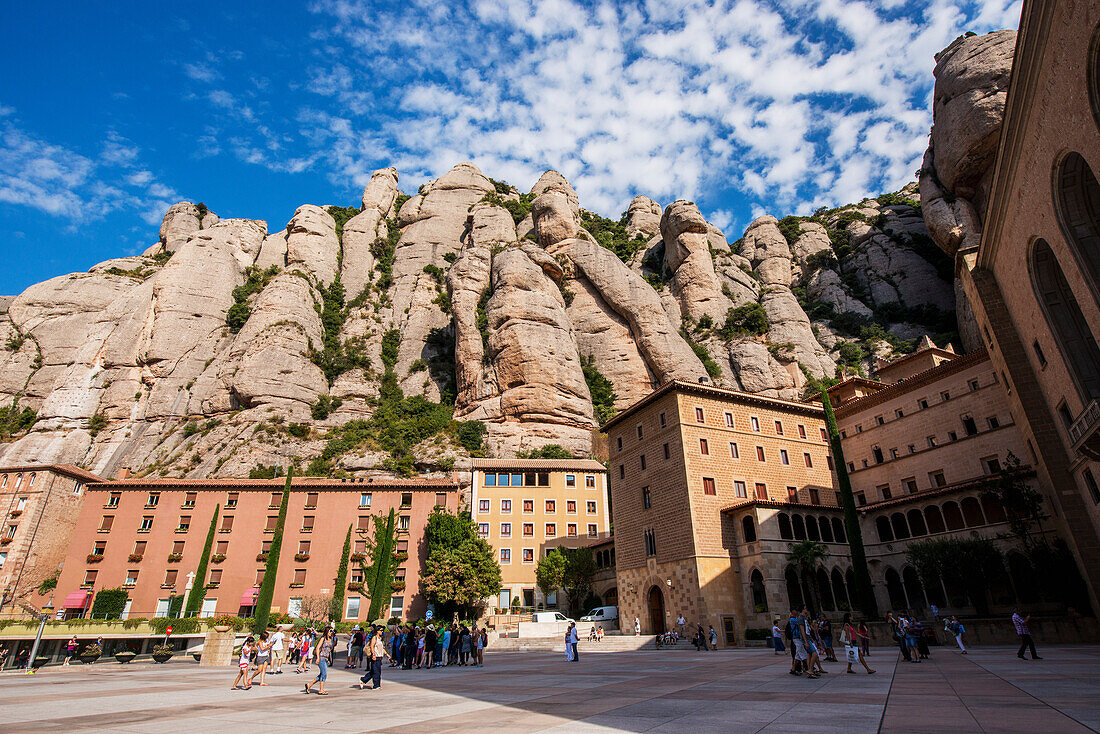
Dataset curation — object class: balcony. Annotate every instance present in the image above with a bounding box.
[1070,400,1100,461]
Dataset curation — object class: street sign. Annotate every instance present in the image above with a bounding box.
[425,610,433,620]
[166,626,173,636]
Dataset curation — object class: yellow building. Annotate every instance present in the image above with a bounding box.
[470,458,610,611]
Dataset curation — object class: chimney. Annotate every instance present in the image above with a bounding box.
[117,468,130,480]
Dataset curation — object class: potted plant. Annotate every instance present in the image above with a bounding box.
[32,656,50,670]
[210,553,226,563]
[151,643,174,664]
[167,553,183,562]
[293,552,310,561]
[128,553,144,562]
[208,614,239,633]
[255,552,268,562]
[114,650,136,664]
[86,554,104,563]
[79,643,102,664]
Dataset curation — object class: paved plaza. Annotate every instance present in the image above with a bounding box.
[1,646,1098,733]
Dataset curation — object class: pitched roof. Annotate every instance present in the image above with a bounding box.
[834,350,990,419]
[470,458,607,472]
[85,476,459,490]
[857,467,1034,511]
[720,498,845,513]
[0,464,105,483]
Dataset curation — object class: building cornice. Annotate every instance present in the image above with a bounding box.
[0,463,105,483]
[86,476,459,491]
[834,350,990,419]
[720,499,844,513]
[857,467,1035,511]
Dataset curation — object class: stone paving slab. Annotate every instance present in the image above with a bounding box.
[0,645,1097,732]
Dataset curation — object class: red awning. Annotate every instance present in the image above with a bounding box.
[62,590,90,609]
[240,587,261,606]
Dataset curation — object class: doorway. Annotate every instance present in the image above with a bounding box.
[648,586,665,634]
[722,616,736,646]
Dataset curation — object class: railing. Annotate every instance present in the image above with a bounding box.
[1070,399,1100,447]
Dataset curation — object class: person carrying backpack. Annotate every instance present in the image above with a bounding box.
[945,616,967,654]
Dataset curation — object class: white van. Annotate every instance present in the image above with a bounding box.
[533,611,574,624]
[580,606,618,624]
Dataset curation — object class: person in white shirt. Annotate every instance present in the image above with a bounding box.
[634,617,641,636]
[677,615,686,637]
[270,628,285,673]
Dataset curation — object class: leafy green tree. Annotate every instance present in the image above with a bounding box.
[90,587,129,619]
[185,504,220,616]
[518,444,574,460]
[536,549,566,600]
[906,538,1003,615]
[420,507,501,619]
[982,452,1047,550]
[330,525,352,621]
[360,509,400,622]
[535,547,597,615]
[581,355,618,425]
[818,384,878,617]
[253,468,292,632]
[787,540,828,614]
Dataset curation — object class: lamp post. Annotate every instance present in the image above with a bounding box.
[24,610,48,674]
[184,572,195,618]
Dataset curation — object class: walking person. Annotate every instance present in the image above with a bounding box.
[305,627,334,695]
[348,626,364,669]
[857,620,871,658]
[633,616,640,636]
[788,609,813,678]
[439,624,451,667]
[360,627,391,689]
[1013,608,1042,660]
[63,636,77,666]
[946,616,967,654]
[708,625,718,649]
[567,622,579,662]
[247,631,273,686]
[841,613,875,675]
[270,626,285,674]
[232,636,256,690]
[677,614,686,638]
[476,626,486,667]
[887,612,910,662]
[818,616,837,662]
[772,619,786,655]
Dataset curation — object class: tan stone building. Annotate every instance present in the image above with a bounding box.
[831,343,1063,616]
[955,0,1100,613]
[469,458,610,611]
[604,380,838,644]
[0,464,105,617]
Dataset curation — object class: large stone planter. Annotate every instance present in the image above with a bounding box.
[114,651,136,664]
[31,656,50,670]
[79,653,101,665]
[151,652,173,664]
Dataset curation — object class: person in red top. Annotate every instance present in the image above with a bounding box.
[1012,608,1042,660]
[841,613,875,675]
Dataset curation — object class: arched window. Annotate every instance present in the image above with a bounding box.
[792,515,806,541]
[890,512,910,540]
[942,501,965,531]
[845,568,856,603]
[902,566,925,611]
[981,494,1008,524]
[750,569,768,612]
[960,497,986,527]
[742,516,757,543]
[1,474,7,488]
[819,516,834,543]
[925,505,946,534]
[1055,152,1100,297]
[876,516,894,543]
[885,568,907,611]
[831,568,849,610]
[1031,238,1100,400]
[805,515,820,542]
[832,518,847,544]
[14,474,22,489]
[785,566,804,608]
[907,509,928,537]
[816,567,835,611]
[778,513,793,540]
[1090,26,1100,130]
[27,472,35,487]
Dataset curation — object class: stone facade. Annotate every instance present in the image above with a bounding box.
[955,0,1100,614]
[0,464,104,617]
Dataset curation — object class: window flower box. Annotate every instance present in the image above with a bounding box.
[294,553,310,562]
[289,582,304,588]
[86,554,104,563]
[210,554,226,563]
[346,582,363,592]
[350,552,365,562]
[8,510,21,518]
[0,537,13,545]
[167,553,183,562]
[391,580,406,591]
[128,553,144,562]
[255,553,268,562]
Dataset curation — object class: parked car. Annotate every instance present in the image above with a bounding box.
[533,611,575,624]
[580,606,618,624]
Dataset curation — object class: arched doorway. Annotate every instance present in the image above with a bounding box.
[785,566,804,609]
[750,569,768,613]
[885,568,907,612]
[647,586,665,634]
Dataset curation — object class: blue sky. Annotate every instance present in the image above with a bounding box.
[0,0,1021,295]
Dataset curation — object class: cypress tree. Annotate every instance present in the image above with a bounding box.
[253,468,292,633]
[363,508,398,623]
[329,525,352,622]
[819,385,878,618]
[185,503,220,616]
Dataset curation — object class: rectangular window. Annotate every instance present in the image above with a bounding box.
[497,473,509,486]
[124,569,138,586]
[357,515,371,531]
[177,516,190,532]
[305,492,319,508]
[730,442,739,458]
[751,416,760,432]
[890,448,899,459]
[699,438,709,455]
[511,474,523,487]
[100,515,114,531]
[775,420,783,435]
[904,478,918,494]
[107,492,120,508]
[803,452,812,468]
[567,500,577,513]
[346,597,360,618]
[585,475,595,488]
[941,391,951,402]
[398,515,410,530]
[988,416,1000,429]
[982,456,1002,474]
[696,407,705,423]
[637,424,643,440]
[477,523,489,537]
[856,425,862,433]
[523,523,533,536]
[500,523,511,537]
[226,493,238,508]
[872,447,884,464]
[642,486,651,509]
[587,523,597,537]
[798,425,806,439]
[826,455,834,470]
[927,435,937,448]
[147,492,160,507]
[545,499,556,513]
[261,539,272,554]
[298,540,310,555]
[969,379,980,391]
[523,548,534,563]
[132,540,147,556]
[820,427,828,441]
[586,500,596,514]
[878,484,892,501]
[270,492,281,508]
[616,436,623,452]
[164,569,178,587]
[545,523,556,536]
[139,516,153,531]
[896,409,905,419]
[930,471,946,487]
[478,499,490,513]
[292,569,306,585]
[484,473,497,486]
[734,481,747,498]
[567,523,577,537]
[660,411,666,428]
[725,412,734,428]
[1033,340,1048,367]
[787,486,797,501]
[756,446,765,462]
[619,465,625,479]
[401,492,413,507]
[962,417,978,436]
[640,454,646,470]
[644,529,657,556]
[501,499,512,513]
[1084,468,1100,504]
[919,399,928,410]
[538,473,550,486]
[856,491,867,506]
[183,492,196,508]
[565,474,576,487]
[83,570,98,587]
[524,473,536,487]
[501,548,511,563]
[780,450,789,465]
[663,443,670,460]
[754,483,767,500]
[703,477,716,495]
[523,499,534,513]
[266,515,278,531]
[808,488,820,505]
[215,540,228,555]
[302,516,315,532]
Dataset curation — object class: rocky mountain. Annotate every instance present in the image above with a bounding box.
[0,32,1011,480]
